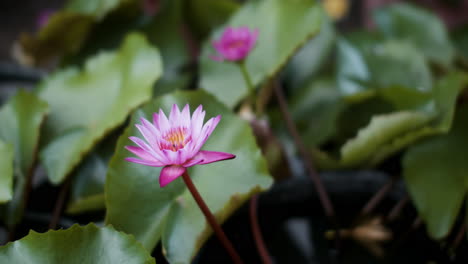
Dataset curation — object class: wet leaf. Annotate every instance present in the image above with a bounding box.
[0,223,155,263]
[39,33,162,184]
[200,0,322,108]
[105,90,272,263]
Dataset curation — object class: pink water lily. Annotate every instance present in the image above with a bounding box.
[210,26,259,62]
[125,104,235,187]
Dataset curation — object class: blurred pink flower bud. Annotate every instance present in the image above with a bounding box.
[210,26,259,62]
[37,9,55,29]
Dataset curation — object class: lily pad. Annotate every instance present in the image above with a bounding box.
[67,152,107,214]
[0,223,155,264]
[200,0,322,108]
[105,90,272,263]
[39,33,162,184]
[403,105,468,239]
[316,72,467,168]
[284,9,336,90]
[336,38,370,98]
[373,2,454,67]
[0,141,13,203]
[18,0,138,65]
[184,0,240,40]
[143,0,191,97]
[0,90,49,225]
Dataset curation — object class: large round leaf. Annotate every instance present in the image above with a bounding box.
[373,2,454,68]
[105,90,272,263]
[0,223,155,263]
[200,0,322,108]
[316,72,468,169]
[403,105,468,239]
[0,90,49,225]
[39,33,162,184]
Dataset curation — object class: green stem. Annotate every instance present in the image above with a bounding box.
[239,62,257,114]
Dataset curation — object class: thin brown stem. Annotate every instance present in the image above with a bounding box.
[181,171,243,264]
[360,179,395,216]
[273,81,335,219]
[249,195,272,264]
[452,222,466,250]
[386,195,410,222]
[49,177,72,229]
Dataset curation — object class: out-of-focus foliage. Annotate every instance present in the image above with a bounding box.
[404,105,468,239]
[0,141,13,203]
[106,90,272,263]
[201,0,322,108]
[0,91,49,226]
[1,0,468,261]
[18,0,139,65]
[0,224,156,263]
[38,33,162,184]
[373,2,454,68]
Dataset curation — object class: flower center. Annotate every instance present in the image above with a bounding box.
[160,127,190,152]
[228,40,245,49]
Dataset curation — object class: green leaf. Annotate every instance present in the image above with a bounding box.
[65,0,134,18]
[0,223,155,263]
[403,105,468,239]
[39,33,162,184]
[289,78,344,147]
[143,0,192,97]
[184,0,240,40]
[365,41,432,93]
[0,141,13,203]
[200,0,322,108]
[373,2,454,67]
[19,0,138,65]
[105,90,272,263]
[0,90,49,175]
[452,26,468,63]
[0,90,49,225]
[336,38,370,98]
[340,111,431,167]
[67,152,107,214]
[283,9,336,89]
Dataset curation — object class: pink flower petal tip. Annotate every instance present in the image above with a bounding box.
[209,26,259,62]
[125,104,236,187]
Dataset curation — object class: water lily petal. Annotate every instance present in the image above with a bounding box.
[169,104,181,127]
[191,115,221,154]
[125,146,162,164]
[180,104,191,128]
[129,136,169,164]
[159,165,186,187]
[157,108,171,133]
[125,157,164,167]
[190,105,205,140]
[192,150,235,165]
